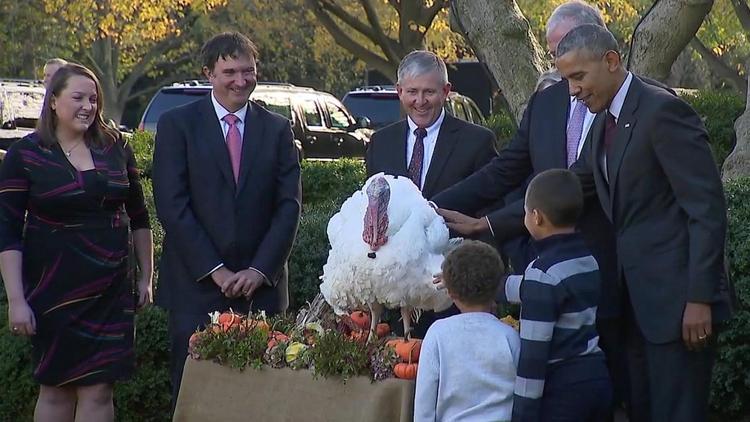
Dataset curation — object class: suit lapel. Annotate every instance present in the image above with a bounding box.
[199,96,235,188]
[236,101,265,194]
[422,115,459,197]
[391,121,410,176]
[554,81,573,169]
[606,78,641,209]
[588,112,613,217]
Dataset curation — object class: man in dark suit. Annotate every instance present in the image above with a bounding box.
[557,24,731,421]
[365,50,497,337]
[152,32,301,405]
[431,3,635,417]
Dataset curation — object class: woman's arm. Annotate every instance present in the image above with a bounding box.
[1,250,36,335]
[132,228,153,308]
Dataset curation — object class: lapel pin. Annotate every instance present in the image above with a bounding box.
[625,123,631,128]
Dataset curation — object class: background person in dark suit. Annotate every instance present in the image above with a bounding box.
[365,50,497,338]
[558,24,732,421]
[152,32,301,405]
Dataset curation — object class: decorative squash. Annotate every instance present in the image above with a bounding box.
[218,312,242,331]
[393,362,419,380]
[375,323,390,338]
[348,330,369,343]
[350,310,371,331]
[386,338,422,363]
[267,331,290,349]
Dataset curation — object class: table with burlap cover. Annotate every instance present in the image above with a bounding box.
[173,358,415,422]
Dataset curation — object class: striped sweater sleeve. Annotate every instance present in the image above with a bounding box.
[511,267,562,422]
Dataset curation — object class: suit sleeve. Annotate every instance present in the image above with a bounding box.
[651,99,727,302]
[472,127,499,171]
[248,120,302,284]
[152,112,223,280]
[432,93,537,219]
[365,131,379,178]
[569,121,598,204]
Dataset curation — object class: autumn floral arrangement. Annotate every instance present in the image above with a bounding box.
[188,294,418,382]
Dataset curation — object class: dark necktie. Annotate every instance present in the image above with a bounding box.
[408,127,427,189]
[603,112,617,155]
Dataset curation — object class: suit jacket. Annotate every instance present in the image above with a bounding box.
[365,113,498,200]
[432,81,621,317]
[572,75,731,344]
[153,96,301,315]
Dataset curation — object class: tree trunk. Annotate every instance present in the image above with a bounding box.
[629,0,714,81]
[450,0,545,125]
[722,61,750,181]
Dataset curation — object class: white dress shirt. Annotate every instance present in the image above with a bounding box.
[406,109,446,188]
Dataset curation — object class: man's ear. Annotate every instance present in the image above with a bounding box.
[202,66,212,80]
[604,50,621,72]
[532,209,544,227]
[50,96,56,111]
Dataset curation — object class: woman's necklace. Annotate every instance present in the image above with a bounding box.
[61,142,83,157]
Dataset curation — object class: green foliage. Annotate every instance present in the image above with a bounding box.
[710,178,750,421]
[485,112,517,151]
[288,200,340,310]
[0,305,36,420]
[128,130,155,179]
[679,90,744,167]
[308,330,369,381]
[194,325,269,370]
[301,159,365,207]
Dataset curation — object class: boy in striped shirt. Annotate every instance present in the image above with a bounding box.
[499,169,612,422]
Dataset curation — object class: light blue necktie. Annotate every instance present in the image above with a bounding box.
[566,101,588,167]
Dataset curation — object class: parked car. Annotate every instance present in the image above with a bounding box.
[139,81,372,159]
[341,85,487,130]
[0,79,45,153]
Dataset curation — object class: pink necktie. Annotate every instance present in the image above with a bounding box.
[223,114,242,182]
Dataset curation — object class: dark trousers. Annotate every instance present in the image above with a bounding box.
[597,316,630,419]
[624,298,716,422]
[167,310,212,412]
[540,376,613,422]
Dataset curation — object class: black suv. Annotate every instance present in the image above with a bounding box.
[342,85,486,130]
[139,81,372,159]
[0,79,45,153]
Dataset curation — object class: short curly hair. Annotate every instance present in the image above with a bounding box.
[442,240,505,306]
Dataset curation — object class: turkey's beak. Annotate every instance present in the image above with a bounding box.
[363,177,390,254]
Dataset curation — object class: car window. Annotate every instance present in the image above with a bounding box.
[342,95,401,129]
[325,101,351,129]
[253,93,293,121]
[300,98,324,127]
[143,90,208,124]
[453,101,468,121]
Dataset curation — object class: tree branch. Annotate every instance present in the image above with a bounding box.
[315,0,378,41]
[359,0,400,64]
[690,37,747,96]
[730,0,750,32]
[388,0,401,17]
[420,0,448,25]
[306,0,394,75]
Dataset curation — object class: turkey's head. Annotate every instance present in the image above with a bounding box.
[362,176,390,257]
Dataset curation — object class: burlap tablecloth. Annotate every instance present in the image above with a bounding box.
[173,358,415,422]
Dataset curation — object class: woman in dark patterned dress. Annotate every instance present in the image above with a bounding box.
[0,64,153,421]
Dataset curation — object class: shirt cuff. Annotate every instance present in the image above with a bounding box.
[504,275,522,304]
[248,267,272,286]
[485,216,495,238]
[198,263,224,282]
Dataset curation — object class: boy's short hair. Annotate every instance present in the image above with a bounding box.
[525,169,583,228]
[201,32,259,71]
[442,240,505,306]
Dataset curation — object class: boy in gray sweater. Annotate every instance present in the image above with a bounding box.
[415,241,521,422]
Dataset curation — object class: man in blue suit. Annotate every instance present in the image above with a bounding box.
[153,32,301,405]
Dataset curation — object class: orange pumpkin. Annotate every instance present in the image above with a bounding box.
[218,312,242,331]
[350,310,371,331]
[267,331,290,349]
[375,323,390,338]
[393,363,419,380]
[386,338,422,363]
[250,319,270,334]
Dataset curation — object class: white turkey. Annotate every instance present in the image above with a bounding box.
[320,173,457,340]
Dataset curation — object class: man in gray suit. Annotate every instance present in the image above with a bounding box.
[559,24,732,421]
